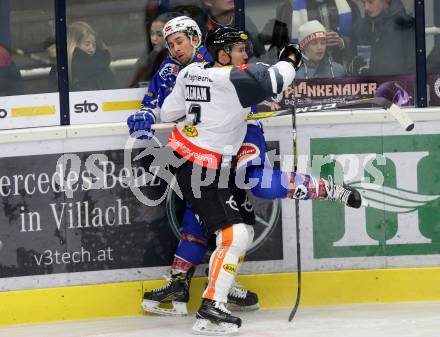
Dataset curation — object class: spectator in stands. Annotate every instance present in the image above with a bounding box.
[290,0,361,63]
[349,0,415,76]
[143,0,206,37]
[0,44,23,96]
[259,19,290,65]
[203,0,235,31]
[129,12,176,87]
[295,20,346,79]
[141,0,265,58]
[67,21,118,91]
[201,0,266,58]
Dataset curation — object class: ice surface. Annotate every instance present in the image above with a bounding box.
[0,302,439,337]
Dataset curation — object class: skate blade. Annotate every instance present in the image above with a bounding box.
[192,319,239,336]
[228,303,259,312]
[141,300,188,316]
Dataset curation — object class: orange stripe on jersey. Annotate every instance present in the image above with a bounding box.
[237,64,252,71]
[204,226,234,300]
[167,127,222,169]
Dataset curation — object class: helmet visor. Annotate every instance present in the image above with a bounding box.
[225,39,253,58]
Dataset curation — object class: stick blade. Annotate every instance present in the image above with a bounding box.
[388,104,414,132]
[405,123,415,132]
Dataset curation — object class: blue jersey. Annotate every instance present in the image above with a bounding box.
[140,46,212,119]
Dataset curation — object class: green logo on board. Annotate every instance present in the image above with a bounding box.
[311,134,440,258]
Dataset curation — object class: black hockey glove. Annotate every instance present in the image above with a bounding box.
[279,43,303,71]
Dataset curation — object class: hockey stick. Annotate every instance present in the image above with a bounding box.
[247,98,414,131]
[152,82,414,131]
[288,85,302,323]
[283,82,411,321]
[152,96,413,131]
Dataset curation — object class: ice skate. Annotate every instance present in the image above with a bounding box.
[192,299,241,335]
[227,281,259,311]
[141,269,193,316]
[324,176,362,208]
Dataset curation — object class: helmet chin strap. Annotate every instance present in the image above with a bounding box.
[188,35,198,63]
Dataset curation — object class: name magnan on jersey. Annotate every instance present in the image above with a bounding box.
[161,61,296,169]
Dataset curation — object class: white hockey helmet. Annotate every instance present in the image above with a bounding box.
[163,16,202,50]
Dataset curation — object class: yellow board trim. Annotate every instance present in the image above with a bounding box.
[103,100,141,112]
[11,106,56,117]
[1,268,440,326]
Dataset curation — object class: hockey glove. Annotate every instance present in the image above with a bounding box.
[127,108,156,139]
[279,43,303,71]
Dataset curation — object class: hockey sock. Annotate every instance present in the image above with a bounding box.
[172,256,196,274]
[244,167,327,200]
[287,172,327,200]
[203,223,252,303]
[172,233,208,274]
[172,206,209,274]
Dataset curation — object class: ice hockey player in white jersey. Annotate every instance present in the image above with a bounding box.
[160,28,304,335]
[161,39,300,165]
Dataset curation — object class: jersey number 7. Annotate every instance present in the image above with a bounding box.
[188,104,201,125]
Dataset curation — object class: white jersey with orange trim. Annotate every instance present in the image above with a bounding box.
[161,61,296,168]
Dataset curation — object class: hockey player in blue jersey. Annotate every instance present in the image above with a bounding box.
[128,16,211,140]
[128,19,361,317]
